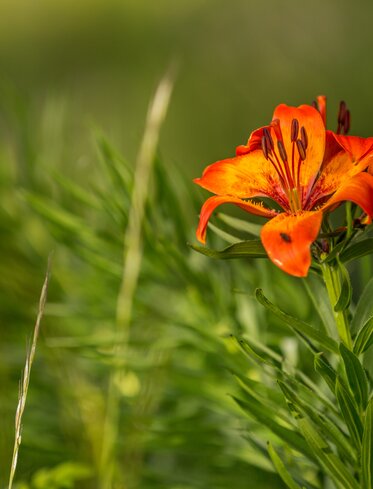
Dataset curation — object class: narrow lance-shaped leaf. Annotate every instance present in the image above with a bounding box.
[340,238,373,263]
[361,399,372,489]
[314,353,337,393]
[255,289,339,354]
[335,377,363,450]
[334,260,352,312]
[267,442,302,489]
[217,212,262,236]
[303,273,335,337]
[298,417,360,489]
[350,276,373,334]
[278,380,354,464]
[232,394,314,461]
[353,316,373,355]
[189,240,267,260]
[339,343,369,411]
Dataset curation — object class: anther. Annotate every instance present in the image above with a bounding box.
[338,101,347,124]
[261,136,269,159]
[296,139,307,160]
[291,119,299,142]
[277,140,288,162]
[263,127,274,150]
[311,100,318,110]
[300,127,308,149]
[343,110,350,134]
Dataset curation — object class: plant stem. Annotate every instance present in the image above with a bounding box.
[321,262,352,349]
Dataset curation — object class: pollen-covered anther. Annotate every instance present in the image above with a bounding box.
[338,101,346,124]
[263,127,274,150]
[300,126,308,149]
[344,110,350,134]
[296,139,307,160]
[291,119,299,142]
[261,135,269,159]
[277,140,288,163]
[337,100,351,135]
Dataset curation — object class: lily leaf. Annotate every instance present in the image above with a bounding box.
[278,380,354,464]
[189,240,267,260]
[267,442,302,489]
[339,343,369,411]
[340,238,373,263]
[303,274,335,337]
[216,213,262,236]
[334,261,352,312]
[335,377,363,450]
[314,353,337,393]
[298,417,360,489]
[255,289,339,354]
[350,276,373,334]
[232,394,314,460]
[361,399,372,489]
[353,316,373,355]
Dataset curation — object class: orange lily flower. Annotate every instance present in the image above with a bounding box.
[195,97,373,277]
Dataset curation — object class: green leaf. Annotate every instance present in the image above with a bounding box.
[353,316,373,355]
[234,337,282,370]
[361,399,372,489]
[216,212,262,236]
[298,417,360,489]
[334,261,352,312]
[350,276,373,334]
[314,353,337,393]
[339,343,369,411]
[303,273,335,337]
[232,395,314,460]
[267,442,302,489]
[255,289,339,354]
[340,238,373,263]
[335,377,363,450]
[189,240,267,260]
[322,241,347,263]
[278,380,354,464]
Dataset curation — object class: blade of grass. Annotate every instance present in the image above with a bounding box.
[99,69,175,489]
[8,255,52,489]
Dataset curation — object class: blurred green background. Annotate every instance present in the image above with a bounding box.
[1,1,373,488]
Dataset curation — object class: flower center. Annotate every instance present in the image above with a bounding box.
[261,119,308,213]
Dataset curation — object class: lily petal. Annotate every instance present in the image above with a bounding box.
[322,172,373,222]
[332,134,373,167]
[236,127,264,155]
[260,211,323,277]
[272,104,325,191]
[194,150,280,200]
[196,195,277,244]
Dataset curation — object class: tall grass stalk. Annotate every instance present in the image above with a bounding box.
[8,255,52,489]
[99,69,175,489]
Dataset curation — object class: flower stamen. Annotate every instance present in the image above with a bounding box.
[337,100,351,135]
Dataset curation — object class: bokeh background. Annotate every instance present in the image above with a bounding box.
[1,1,373,488]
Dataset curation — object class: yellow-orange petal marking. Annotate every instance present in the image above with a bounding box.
[260,211,323,277]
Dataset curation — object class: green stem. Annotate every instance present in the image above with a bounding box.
[321,262,352,349]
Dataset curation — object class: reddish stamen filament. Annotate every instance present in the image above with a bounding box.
[261,119,308,213]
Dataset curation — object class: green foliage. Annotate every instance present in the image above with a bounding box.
[190,240,267,260]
